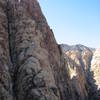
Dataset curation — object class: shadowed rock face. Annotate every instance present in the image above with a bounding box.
[0,0,13,100]
[0,0,76,100]
[8,0,60,100]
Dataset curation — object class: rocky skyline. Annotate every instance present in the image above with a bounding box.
[39,0,100,48]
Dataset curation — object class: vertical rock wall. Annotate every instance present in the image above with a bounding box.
[7,0,76,100]
[7,0,60,100]
[0,0,13,100]
[0,0,100,100]
[61,44,93,100]
[90,49,100,100]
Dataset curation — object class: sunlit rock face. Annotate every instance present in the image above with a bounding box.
[62,44,100,100]
[61,44,93,100]
[90,48,100,99]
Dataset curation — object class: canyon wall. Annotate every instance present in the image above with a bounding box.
[0,0,100,100]
[0,0,76,100]
[0,0,13,100]
[61,44,93,100]
[90,49,100,99]
[61,44,100,100]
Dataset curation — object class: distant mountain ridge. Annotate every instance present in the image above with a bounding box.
[61,44,95,52]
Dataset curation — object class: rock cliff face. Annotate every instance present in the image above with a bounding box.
[90,49,100,99]
[0,0,100,100]
[61,44,100,100]
[0,0,76,100]
[61,44,93,100]
[0,0,13,100]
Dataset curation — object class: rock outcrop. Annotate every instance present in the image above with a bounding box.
[0,0,13,100]
[61,44,93,100]
[61,44,100,100]
[90,48,100,99]
[0,0,76,100]
[0,0,100,100]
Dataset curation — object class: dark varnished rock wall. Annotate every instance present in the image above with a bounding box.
[0,0,13,100]
[0,0,75,100]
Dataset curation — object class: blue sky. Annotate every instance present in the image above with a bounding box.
[38,0,100,48]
